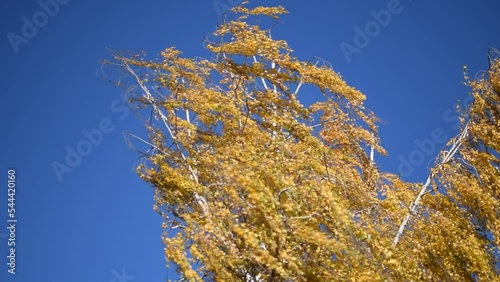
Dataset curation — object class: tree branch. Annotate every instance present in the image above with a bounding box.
[393,120,470,246]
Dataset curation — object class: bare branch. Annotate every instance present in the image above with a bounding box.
[393,120,471,246]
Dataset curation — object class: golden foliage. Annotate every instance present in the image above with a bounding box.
[109,2,500,281]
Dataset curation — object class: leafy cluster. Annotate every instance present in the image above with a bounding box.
[108,2,500,281]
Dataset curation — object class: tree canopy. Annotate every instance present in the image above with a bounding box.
[107,2,500,281]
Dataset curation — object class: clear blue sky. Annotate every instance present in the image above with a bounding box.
[1,1,499,281]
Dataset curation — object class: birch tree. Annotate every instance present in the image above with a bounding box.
[106,2,500,281]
